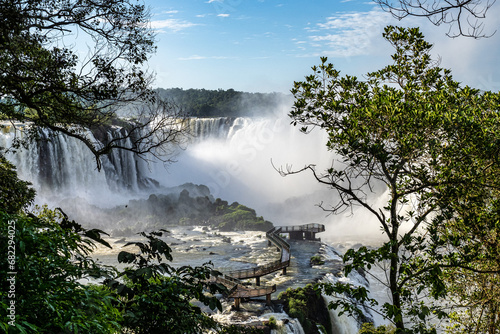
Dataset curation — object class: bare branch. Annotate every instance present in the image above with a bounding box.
[374,0,496,38]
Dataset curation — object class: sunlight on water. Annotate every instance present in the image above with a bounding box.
[0,113,391,333]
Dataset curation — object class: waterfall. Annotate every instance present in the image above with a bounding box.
[152,115,335,226]
[0,117,390,333]
[320,270,390,334]
[0,123,155,206]
[1,114,337,219]
[187,117,241,140]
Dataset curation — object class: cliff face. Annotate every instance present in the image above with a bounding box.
[278,284,332,334]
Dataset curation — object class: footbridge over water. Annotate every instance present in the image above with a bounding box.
[214,223,325,309]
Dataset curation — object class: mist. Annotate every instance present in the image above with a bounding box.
[1,100,390,245]
[150,104,390,244]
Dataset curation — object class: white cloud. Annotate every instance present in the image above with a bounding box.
[302,6,500,91]
[150,19,199,32]
[217,13,230,18]
[178,55,235,61]
[307,9,392,57]
[179,55,207,60]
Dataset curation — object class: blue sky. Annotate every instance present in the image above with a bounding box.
[145,0,500,93]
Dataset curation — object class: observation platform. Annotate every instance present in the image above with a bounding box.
[278,223,326,241]
[214,223,325,309]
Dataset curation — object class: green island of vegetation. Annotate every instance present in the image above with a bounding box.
[59,183,273,237]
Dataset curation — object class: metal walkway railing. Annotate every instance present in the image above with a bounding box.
[215,223,324,300]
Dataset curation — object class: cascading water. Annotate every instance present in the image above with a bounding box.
[187,117,239,140]
[0,124,154,206]
[1,107,340,222]
[1,112,384,333]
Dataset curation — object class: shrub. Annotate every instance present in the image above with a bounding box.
[0,208,121,333]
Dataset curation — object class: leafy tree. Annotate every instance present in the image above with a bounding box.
[2,160,116,334]
[0,207,120,333]
[432,119,500,333]
[445,269,500,333]
[373,0,496,38]
[280,25,500,332]
[0,154,35,214]
[0,161,232,333]
[0,0,187,169]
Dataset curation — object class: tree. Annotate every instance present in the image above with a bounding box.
[0,154,35,214]
[0,0,187,169]
[0,206,122,333]
[373,0,496,38]
[0,162,229,333]
[280,26,500,332]
[431,115,500,333]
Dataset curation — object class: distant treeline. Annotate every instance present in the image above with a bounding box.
[155,88,292,117]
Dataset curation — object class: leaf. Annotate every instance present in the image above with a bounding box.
[117,251,136,264]
[84,229,112,249]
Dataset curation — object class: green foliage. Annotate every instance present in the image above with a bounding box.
[311,255,325,265]
[0,206,232,334]
[216,202,273,231]
[0,154,35,214]
[0,1,189,170]
[289,25,500,332]
[0,166,232,334]
[0,207,121,333]
[0,0,154,126]
[359,323,396,334]
[156,87,290,117]
[267,316,278,329]
[278,284,331,334]
[64,186,273,235]
[0,0,154,120]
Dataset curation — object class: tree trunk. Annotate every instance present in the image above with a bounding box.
[390,240,405,331]
[390,190,404,331]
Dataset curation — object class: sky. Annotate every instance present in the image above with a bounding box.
[145,0,500,94]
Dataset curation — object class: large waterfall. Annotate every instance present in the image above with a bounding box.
[1,115,388,239]
[1,116,389,333]
[0,124,156,206]
[1,115,335,220]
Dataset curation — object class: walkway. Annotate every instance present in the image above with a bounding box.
[214,223,325,309]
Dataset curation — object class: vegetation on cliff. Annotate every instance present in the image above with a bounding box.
[278,284,331,334]
[0,161,269,333]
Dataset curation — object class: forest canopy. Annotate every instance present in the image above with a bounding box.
[155,88,291,118]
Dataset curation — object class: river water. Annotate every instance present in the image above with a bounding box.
[90,225,375,333]
[1,117,388,332]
